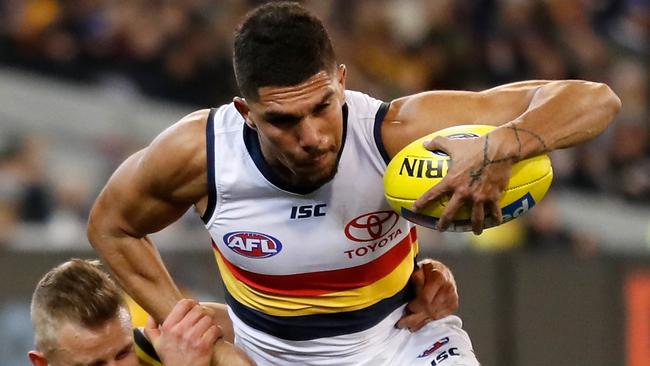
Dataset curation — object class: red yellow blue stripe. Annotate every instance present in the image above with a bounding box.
[212,227,417,316]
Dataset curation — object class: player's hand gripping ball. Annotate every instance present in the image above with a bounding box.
[383,125,553,232]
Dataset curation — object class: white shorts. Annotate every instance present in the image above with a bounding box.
[387,315,479,366]
[231,305,480,366]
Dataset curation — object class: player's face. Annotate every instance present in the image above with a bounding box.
[47,308,137,366]
[241,65,347,189]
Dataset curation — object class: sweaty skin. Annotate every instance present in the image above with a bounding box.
[88,70,620,360]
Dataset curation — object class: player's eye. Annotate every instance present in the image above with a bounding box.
[267,114,301,125]
[313,103,330,115]
[115,344,134,360]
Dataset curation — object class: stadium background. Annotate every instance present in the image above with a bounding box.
[0,0,649,365]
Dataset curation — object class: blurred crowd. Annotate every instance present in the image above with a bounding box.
[0,0,649,254]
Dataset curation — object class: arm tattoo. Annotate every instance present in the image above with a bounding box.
[468,125,547,186]
[505,125,548,153]
[510,125,522,159]
[469,135,516,186]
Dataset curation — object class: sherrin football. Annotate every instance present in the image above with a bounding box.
[383,125,553,232]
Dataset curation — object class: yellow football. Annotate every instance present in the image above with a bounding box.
[383,125,553,232]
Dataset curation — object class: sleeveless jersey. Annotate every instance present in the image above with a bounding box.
[202,90,419,360]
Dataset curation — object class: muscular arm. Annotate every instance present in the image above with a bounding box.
[382,79,621,157]
[87,110,210,322]
[381,80,621,233]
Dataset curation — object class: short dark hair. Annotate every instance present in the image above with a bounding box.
[233,2,336,100]
[31,259,127,353]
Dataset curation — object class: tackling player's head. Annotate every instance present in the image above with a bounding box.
[28,259,137,366]
[232,2,347,190]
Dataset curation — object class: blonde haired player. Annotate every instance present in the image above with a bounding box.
[28,259,245,366]
[88,2,620,365]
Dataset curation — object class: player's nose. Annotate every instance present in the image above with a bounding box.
[297,118,326,152]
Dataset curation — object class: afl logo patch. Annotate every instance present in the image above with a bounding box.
[344,211,399,242]
[223,231,282,258]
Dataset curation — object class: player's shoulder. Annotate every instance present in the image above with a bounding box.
[133,327,163,366]
[134,108,214,196]
[155,109,210,147]
[156,103,242,144]
[344,90,387,119]
[345,90,384,107]
[145,109,211,167]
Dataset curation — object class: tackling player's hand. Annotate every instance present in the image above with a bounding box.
[413,134,514,235]
[396,259,459,332]
[145,299,222,366]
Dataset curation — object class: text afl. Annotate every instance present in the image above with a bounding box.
[223,231,283,258]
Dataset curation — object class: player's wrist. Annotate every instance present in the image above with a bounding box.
[491,120,551,161]
[486,124,525,164]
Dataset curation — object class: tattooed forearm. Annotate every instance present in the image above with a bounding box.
[505,125,548,153]
[469,134,519,186]
[510,124,522,159]
[468,125,549,185]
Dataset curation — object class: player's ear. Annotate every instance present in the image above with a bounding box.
[336,64,347,101]
[27,350,48,366]
[233,97,256,130]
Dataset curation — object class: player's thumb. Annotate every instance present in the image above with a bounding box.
[423,136,451,155]
[144,316,161,342]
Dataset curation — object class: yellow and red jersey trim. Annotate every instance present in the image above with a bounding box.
[213,227,418,340]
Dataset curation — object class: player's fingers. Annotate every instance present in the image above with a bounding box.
[187,314,215,339]
[423,136,451,155]
[395,312,429,330]
[421,264,445,303]
[489,200,503,226]
[201,325,221,345]
[182,304,208,328]
[471,201,485,235]
[420,262,446,294]
[429,283,456,318]
[144,316,161,342]
[421,262,438,283]
[434,295,460,320]
[413,182,448,212]
[164,299,197,328]
[408,317,433,332]
[436,193,464,231]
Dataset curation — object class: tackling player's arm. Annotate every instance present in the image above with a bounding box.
[382,80,621,233]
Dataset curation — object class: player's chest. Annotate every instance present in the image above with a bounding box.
[210,185,410,275]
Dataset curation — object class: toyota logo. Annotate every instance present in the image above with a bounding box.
[344,211,399,242]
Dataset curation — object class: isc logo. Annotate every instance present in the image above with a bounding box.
[290,203,326,219]
[399,158,449,178]
[223,231,282,259]
[501,192,536,222]
[430,347,460,365]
